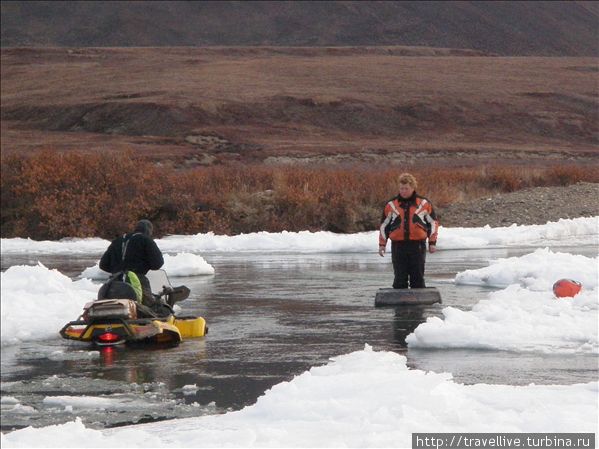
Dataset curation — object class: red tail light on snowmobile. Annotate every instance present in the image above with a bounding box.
[97,332,121,343]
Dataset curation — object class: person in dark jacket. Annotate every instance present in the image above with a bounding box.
[379,173,439,289]
[99,219,164,306]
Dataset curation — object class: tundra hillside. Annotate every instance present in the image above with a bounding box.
[2,48,598,165]
[2,1,597,55]
[1,47,598,239]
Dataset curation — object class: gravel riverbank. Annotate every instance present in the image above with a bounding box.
[437,182,599,228]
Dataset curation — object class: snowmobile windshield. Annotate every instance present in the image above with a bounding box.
[146,269,172,295]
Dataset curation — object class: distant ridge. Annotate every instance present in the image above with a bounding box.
[1,0,598,55]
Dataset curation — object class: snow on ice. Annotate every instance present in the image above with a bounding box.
[0,264,97,346]
[80,252,215,279]
[1,346,597,448]
[407,249,598,354]
[1,216,597,255]
[454,248,598,290]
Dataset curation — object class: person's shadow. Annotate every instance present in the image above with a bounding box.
[392,306,426,348]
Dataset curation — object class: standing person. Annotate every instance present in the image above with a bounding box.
[99,219,164,306]
[378,173,439,289]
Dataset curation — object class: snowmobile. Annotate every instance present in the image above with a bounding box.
[60,270,207,347]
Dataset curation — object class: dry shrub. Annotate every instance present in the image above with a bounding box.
[544,165,595,186]
[0,151,197,239]
[1,151,597,239]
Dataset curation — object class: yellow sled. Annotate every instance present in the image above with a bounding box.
[60,309,207,346]
[60,270,207,347]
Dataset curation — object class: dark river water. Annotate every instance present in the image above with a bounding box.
[1,246,597,432]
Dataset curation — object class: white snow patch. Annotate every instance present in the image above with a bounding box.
[47,350,100,361]
[407,249,598,353]
[79,252,215,280]
[1,346,596,448]
[181,384,199,396]
[2,217,597,255]
[0,264,97,346]
[455,248,598,290]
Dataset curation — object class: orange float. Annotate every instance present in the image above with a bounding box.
[552,279,582,298]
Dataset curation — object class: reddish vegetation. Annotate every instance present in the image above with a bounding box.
[2,152,597,240]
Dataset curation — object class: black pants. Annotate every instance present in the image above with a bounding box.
[391,240,427,289]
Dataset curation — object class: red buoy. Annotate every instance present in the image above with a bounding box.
[553,279,582,298]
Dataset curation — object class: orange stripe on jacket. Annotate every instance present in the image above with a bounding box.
[379,195,439,246]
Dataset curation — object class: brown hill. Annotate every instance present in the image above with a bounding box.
[1,1,598,56]
[1,47,598,168]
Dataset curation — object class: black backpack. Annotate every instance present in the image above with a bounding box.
[97,271,138,302]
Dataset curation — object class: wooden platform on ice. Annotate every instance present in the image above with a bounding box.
[374,287,441,307]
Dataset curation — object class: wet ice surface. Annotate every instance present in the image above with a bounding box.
[1,246,598,432]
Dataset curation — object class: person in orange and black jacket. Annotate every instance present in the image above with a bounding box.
[378,173,439,289]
